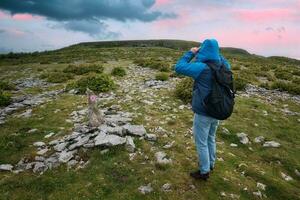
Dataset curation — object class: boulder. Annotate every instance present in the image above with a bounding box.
[122,124,147,137]
[94,132,126,146]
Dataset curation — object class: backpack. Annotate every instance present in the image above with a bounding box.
[203,62,235,120]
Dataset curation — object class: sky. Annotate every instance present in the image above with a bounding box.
[0,0,299,59]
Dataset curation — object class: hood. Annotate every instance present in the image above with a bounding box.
[196,39,221,63]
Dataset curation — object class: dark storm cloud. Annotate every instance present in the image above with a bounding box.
[0,0,175,38]
[0,0,175,22]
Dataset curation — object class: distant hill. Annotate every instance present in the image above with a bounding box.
[69,39,251,55]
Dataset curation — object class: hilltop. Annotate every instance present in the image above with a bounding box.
[0,40,299,200]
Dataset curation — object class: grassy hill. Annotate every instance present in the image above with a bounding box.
[0,40,299,200]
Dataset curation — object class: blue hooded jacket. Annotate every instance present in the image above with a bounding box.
[175,39,231,116]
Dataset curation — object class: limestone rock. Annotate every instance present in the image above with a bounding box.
[125,136,135,152]
[0,164,13,171]
[122,124,147,137]
[263,141,280,148]
[58,151,75,163]
[145,134,157,141]
[254,136,265,143]
[138,183,153,194]
[161,183,172,192]
[94,132,126,146]
[33,162,47,174]
[281,172,293,181]
[33,141,46,147]
[155,151,172,164]
[236,132,249,144]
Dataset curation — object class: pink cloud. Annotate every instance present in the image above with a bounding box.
[232,8,298,22]
[0,10,8,19]
[12,13,43,20]
[155,0,172,6]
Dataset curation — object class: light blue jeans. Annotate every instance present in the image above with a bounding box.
[193,113,219,174]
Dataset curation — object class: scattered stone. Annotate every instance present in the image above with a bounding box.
[33,162,47,174]
[54,142,67,152]
[0,164,13,171]
[125,136,135,152]
[138,183,153,194]
[295,169,300,177]
[58,151,75,163]
[17,109,32,118]
[222,127,230,135]
[236,132,249,144]
[163,141,175,149]
[67,159,78,168]
[145,134,157,141]
[122,124,147,137]
[155,151,172,164]
[35,156,45,162]
[33,141,46,147]
[230,143,238,147]
[281,172,293,181]
[254,136,265,143]
[263,141,280,148]
[161,183,172,192]
[44,132,55,138]
[28,128,38,133]
[100,149,109,155]
[127,153,136,161]
[220,192,227,197]
[257,182,266,191]
[36,148,48,155]
[217,157,224,162]
[179,105,185,110]
[253,190,262,199]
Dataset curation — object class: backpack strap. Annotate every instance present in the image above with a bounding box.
[206,62,219,71]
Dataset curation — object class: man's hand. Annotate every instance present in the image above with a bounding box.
[190,47,199,54]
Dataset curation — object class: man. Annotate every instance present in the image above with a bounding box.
[175,39,231,180]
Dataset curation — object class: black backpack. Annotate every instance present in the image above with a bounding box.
[203,62,235,120]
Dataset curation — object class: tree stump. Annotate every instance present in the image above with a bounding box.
[86,88,105,127]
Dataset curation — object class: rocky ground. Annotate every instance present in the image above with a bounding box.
[0,61,300,200]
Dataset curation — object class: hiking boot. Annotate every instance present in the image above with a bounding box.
[190,170,210,181]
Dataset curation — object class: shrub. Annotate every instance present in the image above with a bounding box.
[0,90,11,107]
[0,81,15,90]
[231,65,241,70]
[274,71,291,80]
[40,72,74,83]
[155,72,169,81]
[63,63,104,75]
[69,74,115,94]
[234,76,248,91]
[271,81,300,95]
[134,59,170,72]
[174,77,193,103]
[159,65,171,72]
[111,67,126,77]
